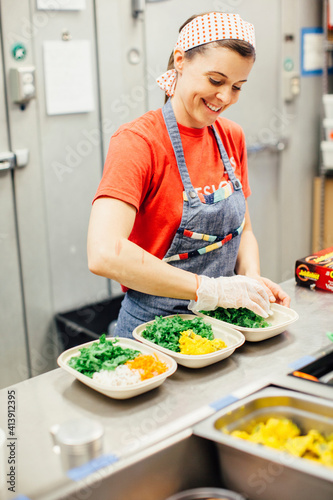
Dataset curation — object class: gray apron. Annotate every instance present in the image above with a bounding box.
[114,99,246,338]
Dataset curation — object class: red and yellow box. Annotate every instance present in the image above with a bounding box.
[295,247,333,292]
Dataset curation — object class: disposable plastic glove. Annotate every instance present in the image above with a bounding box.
[188,274,271,318]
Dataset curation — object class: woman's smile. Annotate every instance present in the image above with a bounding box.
[202,99,223,113]
[171,45,254,129]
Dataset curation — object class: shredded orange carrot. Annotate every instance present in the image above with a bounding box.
[126,354,168,380]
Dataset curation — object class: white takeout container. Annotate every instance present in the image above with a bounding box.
[196,303,299,342]
[323,118,333,141]
[323,93,333,119]
[321,140,333,168]
[57,337,177,399]
[132,314,245,368]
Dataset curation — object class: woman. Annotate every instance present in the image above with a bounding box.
[88,12,290,338]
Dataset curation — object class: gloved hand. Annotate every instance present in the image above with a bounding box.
[188,274,271,318]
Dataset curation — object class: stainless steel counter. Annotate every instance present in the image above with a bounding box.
[0,280,332,500]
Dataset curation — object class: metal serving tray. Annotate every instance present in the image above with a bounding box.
[272,344,333,402]
[194,387,333,500]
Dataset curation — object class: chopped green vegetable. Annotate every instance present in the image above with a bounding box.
[141,315,214,352]
[68,334,140,378]
[201,307,271,328]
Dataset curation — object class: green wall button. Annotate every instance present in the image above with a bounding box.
[284,57,294,71]
[12,42,27,61]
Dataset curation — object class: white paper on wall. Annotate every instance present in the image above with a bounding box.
[303,32,324,72]
[43,40,95,115]
[330,0,333,26]
[37,0,86,10]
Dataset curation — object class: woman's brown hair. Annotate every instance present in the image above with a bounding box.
[164,12,256,103]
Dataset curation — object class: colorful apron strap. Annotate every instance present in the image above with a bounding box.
[163,218,245,263]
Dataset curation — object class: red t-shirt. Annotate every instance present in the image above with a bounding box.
[93,108,251,260]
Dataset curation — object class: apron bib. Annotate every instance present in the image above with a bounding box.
[115,99,246,337]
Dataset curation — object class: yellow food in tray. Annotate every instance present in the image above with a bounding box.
[229,417,333,467]
[179,329,226,355]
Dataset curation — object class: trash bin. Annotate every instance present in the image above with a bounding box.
[55,296,123,351]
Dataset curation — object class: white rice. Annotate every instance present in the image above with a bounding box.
[92,364,142,387]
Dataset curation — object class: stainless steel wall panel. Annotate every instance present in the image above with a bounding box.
[95,0,147,161]
[1,0,56,381]
[0,91,28,388]
[29,0,110,312]
[279,0,322,281]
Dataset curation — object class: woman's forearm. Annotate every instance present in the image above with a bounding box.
[235,201,261,278]
[235,227,261,278]
[89,236,198,300]
[87,198,197,300]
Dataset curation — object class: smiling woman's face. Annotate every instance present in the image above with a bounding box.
[171,45,254,129]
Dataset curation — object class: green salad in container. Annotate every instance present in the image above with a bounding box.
[141,315,214,352]
[201,307,271,329]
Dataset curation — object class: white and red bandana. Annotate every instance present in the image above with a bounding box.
[156,12,255,97]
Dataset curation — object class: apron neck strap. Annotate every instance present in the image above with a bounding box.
[162,99,194,192]
[162,98,242,192]
[210,125,242,190]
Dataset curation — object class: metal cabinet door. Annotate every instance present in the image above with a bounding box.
[95,0,147,160]
[0,0,58,387]
[0,27,30,388]
[30,0,111,311]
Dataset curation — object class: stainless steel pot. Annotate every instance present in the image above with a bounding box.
[165,487,246,500]
[194,388,333,500]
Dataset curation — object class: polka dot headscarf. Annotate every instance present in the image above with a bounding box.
[156,12,255,97]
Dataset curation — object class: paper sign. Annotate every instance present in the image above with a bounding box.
[43,40,95,115]
[301,27,326,76]
[37,0,86,10]
[303,31,324,72]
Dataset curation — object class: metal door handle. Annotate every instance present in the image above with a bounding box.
[247,137,289,155]
[0,152,15,171]
[132,0,145,17]
[0,149,29,171]
[0,161,12,171]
